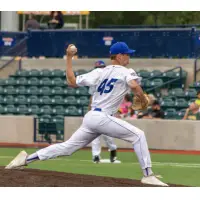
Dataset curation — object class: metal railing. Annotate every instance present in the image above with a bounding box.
[0,36,28,71]
[143,66,184,93]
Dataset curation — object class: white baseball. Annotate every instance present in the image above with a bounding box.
[70,45,77,53]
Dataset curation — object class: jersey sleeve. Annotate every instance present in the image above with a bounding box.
[126,68,142,85]
[76,68,102,87]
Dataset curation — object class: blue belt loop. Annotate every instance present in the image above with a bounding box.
[94,108,102,112]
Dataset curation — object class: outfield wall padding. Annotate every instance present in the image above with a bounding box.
[65,118,200,151]
[0,116,34,144]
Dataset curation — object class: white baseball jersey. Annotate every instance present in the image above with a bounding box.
[76,65,142,115]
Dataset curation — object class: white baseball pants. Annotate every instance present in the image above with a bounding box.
[91,135,117,157]
[37,110,152,169]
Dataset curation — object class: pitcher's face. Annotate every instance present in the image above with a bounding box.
[116,54,130,66]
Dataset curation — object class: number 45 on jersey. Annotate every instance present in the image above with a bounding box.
[97,78,118,95]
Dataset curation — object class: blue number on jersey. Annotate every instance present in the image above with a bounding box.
[97,78,118,95]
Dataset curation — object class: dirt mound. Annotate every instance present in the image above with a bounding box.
[0,167,185,187]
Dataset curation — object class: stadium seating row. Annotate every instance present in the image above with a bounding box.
[13,69,88,77]
[164,108,186,119]
[0,86,89,96]
[0,105,88,116]
[0,77,67,86]
[13,69,187,79]
[0,95,89,105]
[0,77,179,91]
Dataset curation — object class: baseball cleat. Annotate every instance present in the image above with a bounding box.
[5,150,28,169]
[141,175,168,186]
[110,150,117,163]
[93,156,100,163]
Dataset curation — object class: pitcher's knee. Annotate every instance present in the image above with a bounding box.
[137,130,145,138]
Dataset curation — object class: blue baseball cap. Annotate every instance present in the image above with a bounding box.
[110,42,135,55]
[94,60,106,68]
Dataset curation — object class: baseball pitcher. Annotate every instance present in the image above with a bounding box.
[90,60,118,163]
[5,42,168,186]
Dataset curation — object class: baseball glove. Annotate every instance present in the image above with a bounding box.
[132,94,150,110]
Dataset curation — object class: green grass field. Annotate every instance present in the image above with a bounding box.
[0,147,200,186]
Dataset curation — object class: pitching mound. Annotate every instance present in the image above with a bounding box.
[0,167,185,187]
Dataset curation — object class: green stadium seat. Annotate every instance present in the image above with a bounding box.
[15,95,27,104]
[142,79,151,88]
[185,89,197,99]
[64,96,77,105]
[52,69,64,77]
[5,77,16,85]
[150,70,162,78]
[28,77,39,86]
[39,115,51,122]
[52,106,65,115]
[38,115,54,135]
[190,82,200,89]
[28,69,40,77]
[4,95,14,104]
[0,86,4,95]
[27,95,39,105]
[174,98,188,109]
[28,105,40,115]
[76,87,89,95]
[0,79,6,86]
[161,98,175,108]
[77,96,89,106]
[40,77,52,86]
[0,105,5,114]
[5,105,17,114]
[175,70,187,79]
[164,108,177,119]
[176,109,186,119]
[64,87,76,95]
[4,86,17,95]
[27,86,39,95]
[39,96,52,105]
[40,105,53,115]
[168,88,185,98]
[16,105,28,115]
[51,96,64,105]
[15,69,28,77]
[162,96,176,101]
[52,115,64,137]
[0,96,4,104]
[188,98,196,105]
[65,106,82,116]
[162,71,177,80]
[52,78,64,86]
[40,69,52,77]
[83,106,89,115]
[16,86,27,95]
[150,79,163,87]
[39,87,51,96]
[16,77,28,85]
[52,87,64,95]
[75,69,88,76]
[136,70,150,78]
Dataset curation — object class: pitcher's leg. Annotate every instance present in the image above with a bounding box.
[102,135,117,151]
[91,136,101,157]
[37,126,100,161]
[92,114,152,174]
[108,116,151,171]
